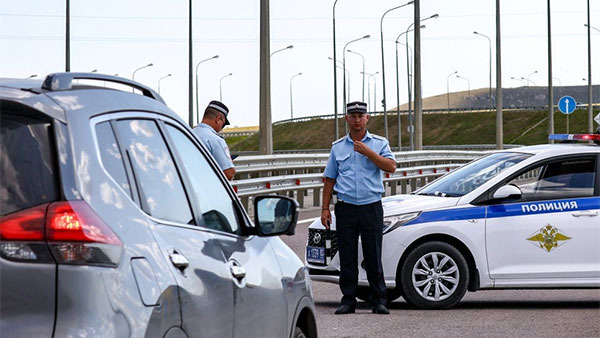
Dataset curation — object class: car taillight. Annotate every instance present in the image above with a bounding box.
[0,201,122,267]
[0,203,54,262]
[46,201,122,267]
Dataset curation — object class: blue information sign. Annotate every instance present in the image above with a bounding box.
[558,96,576,115]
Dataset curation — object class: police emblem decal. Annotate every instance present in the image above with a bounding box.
[526,224,571,252]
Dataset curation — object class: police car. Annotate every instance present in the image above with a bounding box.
[306,134,600,309]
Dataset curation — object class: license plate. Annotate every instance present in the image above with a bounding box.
[306,246,326,264]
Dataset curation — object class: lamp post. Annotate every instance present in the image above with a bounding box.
[553,77,562,87]
[526,70,537,107]
[132,63,153,81]
[380,1,414,141]
[403,14,438,150]
[346,49,365,101]
[329,57,350,100]
[332,0,341,139]
[396,24,427,151]
[271,45,293,57]
[343,35,370,116]
[526,70,538,88]
[219,73,233,102]
[511,76,526,86]
[195,55,219,125]
[362,71,378,114]
[473,31,492,109]
[289,72,302,120]
[585,0,594,132]
[158,74,172,94]
[456,75,471,110]
[446,71,458,110]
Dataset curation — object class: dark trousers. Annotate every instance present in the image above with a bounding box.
[335,200,387,307]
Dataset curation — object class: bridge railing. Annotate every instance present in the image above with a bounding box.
[231,150,489,209]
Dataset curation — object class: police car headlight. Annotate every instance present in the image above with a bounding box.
[383,211,421,234]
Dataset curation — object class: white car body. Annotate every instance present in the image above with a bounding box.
[306,143,600,309]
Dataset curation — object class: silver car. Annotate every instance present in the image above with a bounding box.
[0,73,317,338]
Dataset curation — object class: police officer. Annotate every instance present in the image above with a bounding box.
[192,100,236,180]
[321,101,396,315]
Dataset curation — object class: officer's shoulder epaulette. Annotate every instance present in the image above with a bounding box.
[332,137,345,145]
[371,134,387,141]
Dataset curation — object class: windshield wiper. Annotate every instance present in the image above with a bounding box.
[417,191,461,197]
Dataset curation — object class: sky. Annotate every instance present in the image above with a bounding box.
[1,1,598,127]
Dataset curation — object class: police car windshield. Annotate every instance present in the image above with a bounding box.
[416,152,531,197]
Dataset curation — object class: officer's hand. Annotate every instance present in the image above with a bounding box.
[353,140,373,157]
[321,209,331,229]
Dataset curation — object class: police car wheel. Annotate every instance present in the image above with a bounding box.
[293,326,307,338]
[355,286,402,303]
[400,241,469,309]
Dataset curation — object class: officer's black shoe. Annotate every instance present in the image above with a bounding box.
[334,304,355,315]
[371,304,390,314]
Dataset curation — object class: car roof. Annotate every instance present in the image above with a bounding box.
[0,73,183,126]
[503,143,599,157]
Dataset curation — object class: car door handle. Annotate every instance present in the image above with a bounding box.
[230,265,246,280]
[169,252,189,270]
[571,211,599,217]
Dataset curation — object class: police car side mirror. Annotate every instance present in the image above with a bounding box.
[254,196,299,237]
[492,184,522,200]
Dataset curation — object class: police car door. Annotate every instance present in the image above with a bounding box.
[485,155,600,281]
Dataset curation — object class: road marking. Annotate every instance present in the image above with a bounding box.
[297,217,319,225]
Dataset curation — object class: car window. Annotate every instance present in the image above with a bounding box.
[114,119,193,224]
[164,124,240,234]
[508,157,597,201]
[417,152,531,197]
[0,114,58,216]
[95,122,132,199]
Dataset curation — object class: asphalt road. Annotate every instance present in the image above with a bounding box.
[282,207,600,338]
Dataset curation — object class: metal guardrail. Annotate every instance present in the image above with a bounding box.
[234,144,522,157]
[231,150,489,209]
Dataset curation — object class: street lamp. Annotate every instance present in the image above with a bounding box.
[585,23,600,33]
[401,14,438,150]
[446,71,458,110]
[473,31,492,109]
[332,0,341,139]
[219,73,233,102]
[195,55,219,125]
[270,45,293,57]
[395,25,425,150]
[132,63,153,81]
[346,49,365,101]
[526,70,538,88]
[379,1,414,141]
[553,77,562,87]
[329,57,351,104]
[289,72,302,120]
[362,71,378,114]
[158,73,172,94]
[511,76,526,86]
[343,35,370,117]
[456,74,471,110]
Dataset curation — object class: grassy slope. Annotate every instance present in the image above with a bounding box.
[228,108,596,151]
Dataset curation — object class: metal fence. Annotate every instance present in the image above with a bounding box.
[231,150,489,209]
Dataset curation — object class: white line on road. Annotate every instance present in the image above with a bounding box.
[297,217,318,225]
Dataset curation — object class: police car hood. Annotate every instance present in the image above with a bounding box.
[381,194,460,216]
[308,194,459,231]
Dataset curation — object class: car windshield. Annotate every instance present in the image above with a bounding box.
[416,152,532,197]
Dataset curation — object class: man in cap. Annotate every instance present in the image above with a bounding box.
[321,101,396,315]
[192,100,236,180]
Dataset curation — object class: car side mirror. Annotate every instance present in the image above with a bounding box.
[492,184,522,200]
[253,196,299,236]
